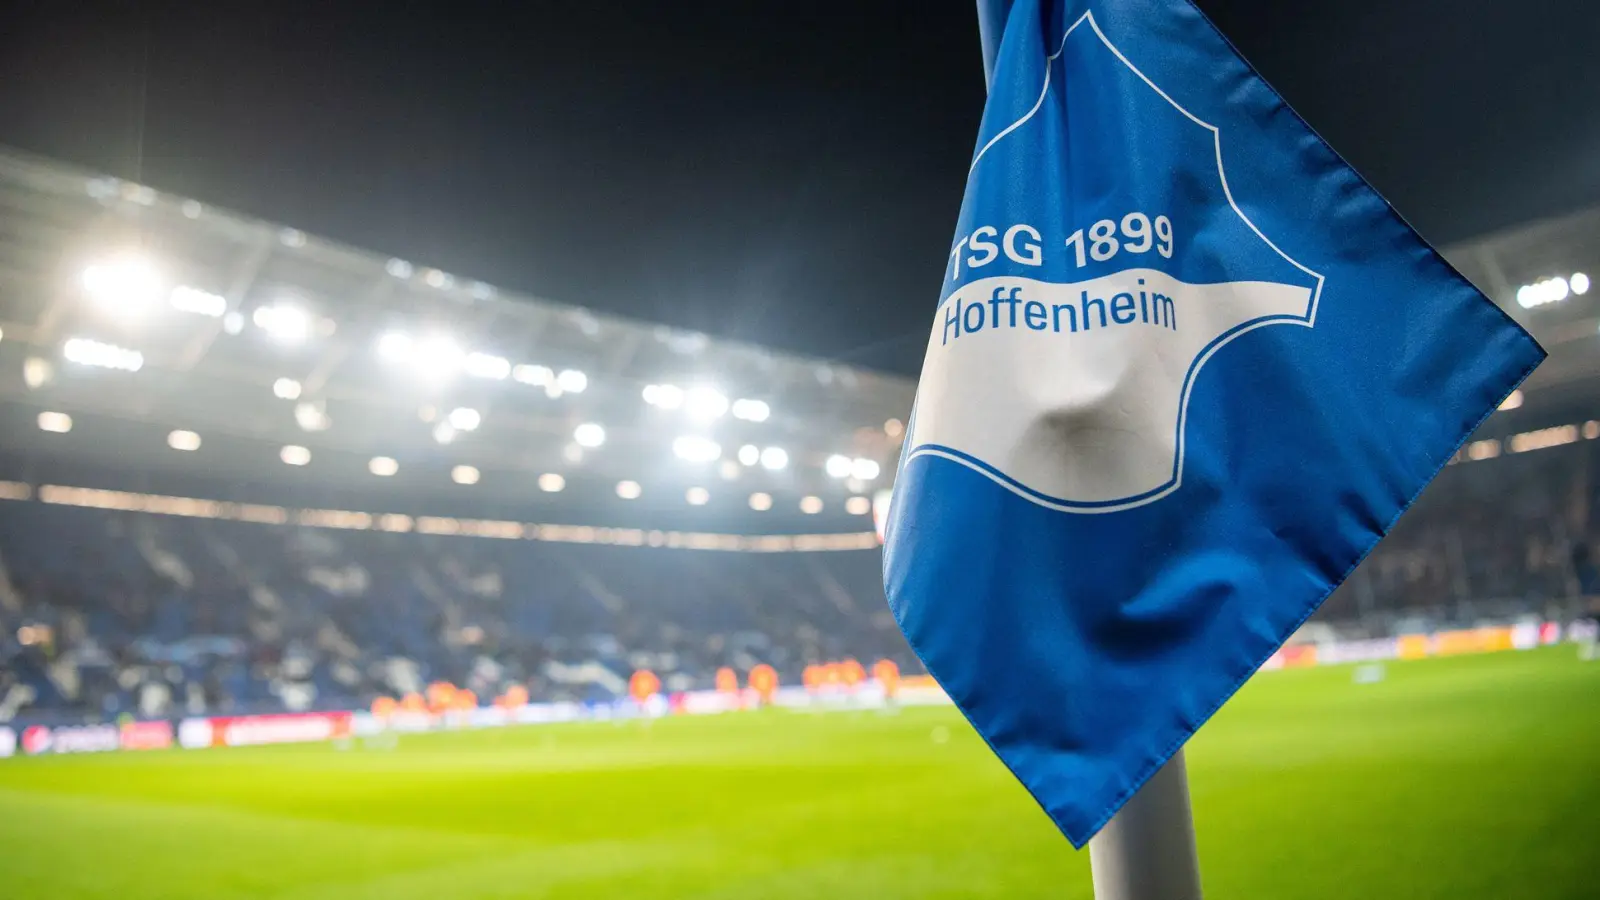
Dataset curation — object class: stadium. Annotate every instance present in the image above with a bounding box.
[0,101,1598,900]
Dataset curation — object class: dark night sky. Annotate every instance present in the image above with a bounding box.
[2,1,1597,374]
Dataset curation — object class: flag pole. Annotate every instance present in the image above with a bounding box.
[972,3,1203,897]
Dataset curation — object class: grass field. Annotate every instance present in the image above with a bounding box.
[1,649,1596,899]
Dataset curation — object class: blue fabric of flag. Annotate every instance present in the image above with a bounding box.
[883,0,1543,847]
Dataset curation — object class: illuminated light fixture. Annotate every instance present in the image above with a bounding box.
[644,383,685,410]
[414,335,463,381]
[252,303,312,345]
[38,411,72,434]
[513,364,552,386]
[377,331,413,361]
[169,285,227,317]
[686,486,710,506]
[825,454,853,478]
[573,423,606,448]
[279,228,306,248]
[760,446,789,471]
[468,281,495,300]
[385,258,413,278]
[731,398,770,422]
[799,495,823,515]
[451,465,480,486]
[1572,272,1590,295]
[23,357,52,389]
[738,444,760,466]
[538,473,566,493]
[423,268,453,289]
[616,480,642,500]
[167,430,201,452]
[81,252,163,316]
[369,456,399,477]
[556,369,588,394]
[719,460,741,481]
[1499,390,1524,411]
[885,418,905,438]
[433,422,458,445]
[673,435,722,463]
[749,492,773,511]
[63,337,143,372]
[181,200,203,218]
[272,377,302,400]
[562,444,584,464]
[850,458,881,481]
[463,352,511,380]
[447,407,481,432]
[845,495,872,516]
[294,401,330,432]
[1516,276,1570,309]
[1585,421,1600,440]
[685,386,729,421]
[846,477,868,494]
[280,445,311,466]
[222,312,245,335]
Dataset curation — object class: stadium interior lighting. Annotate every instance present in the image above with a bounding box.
[272,377,302,400]
[616,480,642,500]
[63,337,143,372]
[432,423,458,445]
[760,446,789,471]
[748,491,773,511]
[447,407,482,432]
[279,228,306,248]
[252,303,312,344]
[222,311,245,335]
[718,460,741,481]
[81,252,162,316]
[368,456,399,477]
[1499,390,1524,411]
[1573,272,1591,295]
[556,369,588,394]
[23,357,52,389]
[885,418,905,438]
[167,430,201,452]
[825,454,853,478]
[845,495,872,516]
[414,335,464,380]
[280,445,311,466]
[686,486,710,506]
[385,258,413,278]
[538,473,566,493]
[377,331,412,361]
[799,495,823,515]
[562,444,585,464]
[294,401,330,432]
[513,364,552,386]
[673,435,722,463]
[38,411,72,434]
[451,465,480,485]
[737,444,760,466]
[463,352,511,380]
[643,383,685,410]
[850,458,881,481]
[731,398,771,422]
[169,285,227,317]
[1516,276,1571,309]
[574,423,606,448]
[685,386,729,421]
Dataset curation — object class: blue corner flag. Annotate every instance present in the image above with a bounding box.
[883,0,1544,848]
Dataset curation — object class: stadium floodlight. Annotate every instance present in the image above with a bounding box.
[1516,276,1570,309]
[38,411,72,434]
[1573,272,1591,295]
[279,228,306,248]
[885,418,905,438]
[447,407,481,432]
[685,386,729,421]
[845,495,872,516]
[850,458,881,481]
[556,369,588,394]
[825,454,853,478]
[432,422,458,445]
[280,445,311,466]
[181,200,203,218]
[562,444,584,464]
[513,364,553,386]
[731,398,771,422]
[538,472,566,493]
[368,456,399,477]
[574,423,606,448]
[644,383,685,410]
[167,430,201,452]
[799,495,823,515]
[23,357,52,389]
[222,311,245,335]
[413,335,464,381]
[673,435,722,463]
[468,281,495,300]
[63,337,144,372]
[272,377,302,400]
[252,303,312,344]
[294,401,330,432]
[81,252,163,317]
[1499,390,1524,411]
[616,479,642,500]
[385,258,413,278]
[423,269,453,289]
[760,446,789,471]
[748,491,773,511]
[451,465,480,485]
[719,460,741,481]
[169,285,227,317]
[686,486,710,506]
[377,331,413,362]
[738,444,760,466]
[463,352,511,380]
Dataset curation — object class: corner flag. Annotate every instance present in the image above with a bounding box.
[883,0,1543,847]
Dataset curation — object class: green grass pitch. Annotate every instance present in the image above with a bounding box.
[1,648,1596,899]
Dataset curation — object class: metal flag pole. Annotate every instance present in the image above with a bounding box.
[971,2,1204,897]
